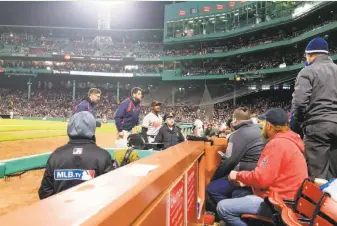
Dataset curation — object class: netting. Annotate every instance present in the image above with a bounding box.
[199,84,214,122]
[201,73,296,105]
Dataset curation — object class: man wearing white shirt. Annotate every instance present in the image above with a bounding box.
[142,101,163,144]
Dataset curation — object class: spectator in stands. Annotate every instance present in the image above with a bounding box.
[207,107,264,209]
[204,124,213,137]
[217,108,308,226]
[38,112,113,200]
[141,101,163,144]
[292,37,337,180]
[115,87,142,142]
[154,112,185,150]
[193,119,204,137]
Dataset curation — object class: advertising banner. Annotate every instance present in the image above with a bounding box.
[178,10,187,16]
[168,176,185,226]
[215,4,225,10]
[202,6,212,12]
[186,163,197,222]
[52,54,134,62]
[53,70,70,75]
[228,1,237,8]
[135,73,161,77]
[70,71,133,77]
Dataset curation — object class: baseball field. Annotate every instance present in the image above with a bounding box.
[0,119,117,216]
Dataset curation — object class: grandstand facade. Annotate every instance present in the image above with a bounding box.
[0,1,337,121]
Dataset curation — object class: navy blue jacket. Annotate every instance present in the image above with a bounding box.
[74,98,96,117]
[114,98,140,132]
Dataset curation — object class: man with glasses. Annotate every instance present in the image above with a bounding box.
[292,37,337,180]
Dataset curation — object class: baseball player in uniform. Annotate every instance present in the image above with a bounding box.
[142,101,163,143]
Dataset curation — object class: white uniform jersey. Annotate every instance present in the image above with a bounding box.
[142,112,163,136]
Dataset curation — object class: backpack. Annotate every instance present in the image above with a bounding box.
[114,147,140,168]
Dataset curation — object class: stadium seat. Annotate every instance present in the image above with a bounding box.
[311,193,337,226]
[240,178,324,225]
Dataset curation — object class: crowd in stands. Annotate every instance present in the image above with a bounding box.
[0,60,163,74]
[0,87,291,128]
[1,19,335,60]
[0,34,164,59]
[181,44,337,76]
[165,20,337,57]
[3,41,337,77]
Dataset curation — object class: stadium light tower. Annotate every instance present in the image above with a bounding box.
[92,1,115,46]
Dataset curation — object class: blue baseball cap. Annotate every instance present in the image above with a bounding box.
[258,108,288,126]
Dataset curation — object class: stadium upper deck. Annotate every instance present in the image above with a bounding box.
[163,1,331,42]
[0,1,337,83]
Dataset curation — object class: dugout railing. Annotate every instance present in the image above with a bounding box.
[0,138,227,226]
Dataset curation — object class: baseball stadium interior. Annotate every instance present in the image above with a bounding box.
[0,1,337,226]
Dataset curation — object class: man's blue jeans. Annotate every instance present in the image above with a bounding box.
[207,177,252,204]
[217,195,273,226]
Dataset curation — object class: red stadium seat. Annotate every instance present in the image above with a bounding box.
[312,193,337,226]
[240,179,324,225]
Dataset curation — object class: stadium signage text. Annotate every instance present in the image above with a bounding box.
[52,54,135,63]
[69,71,134,77]
[53,70,70,75]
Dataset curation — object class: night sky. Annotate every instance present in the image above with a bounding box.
[0,1,176,29]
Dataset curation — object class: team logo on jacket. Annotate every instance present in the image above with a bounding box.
[73,148,83,155]
[54,169,95,181]
[260,157,269,167]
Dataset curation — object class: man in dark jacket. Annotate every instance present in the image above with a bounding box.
[114,87,142,142]
[206,107,264,207]
[74,88,101,117]
[292,37,337,179]
[154,112,185,150]
[38,111,113,200]
[74,88,102,127]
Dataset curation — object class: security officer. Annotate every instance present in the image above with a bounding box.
[292,37,337,179]
[38,111,113,200]
[154,112,185,150]
[142,101,163,143]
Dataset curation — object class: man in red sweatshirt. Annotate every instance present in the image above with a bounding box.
[216,108,308,226]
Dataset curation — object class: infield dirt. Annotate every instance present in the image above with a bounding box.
[0,133,117,216]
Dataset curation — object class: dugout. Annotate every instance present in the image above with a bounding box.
[0,138,227,225]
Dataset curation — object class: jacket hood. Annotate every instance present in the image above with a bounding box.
[272,130,304,153]
[67,111,96,139]
[233,119,253,130]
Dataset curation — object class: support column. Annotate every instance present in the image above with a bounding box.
[117,82,120,103]
[172,88,175,105]
[233,84,236,107]
[72,80,76,101]
[27,78,32,100]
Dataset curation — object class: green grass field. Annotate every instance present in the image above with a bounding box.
[0,119,116,142]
